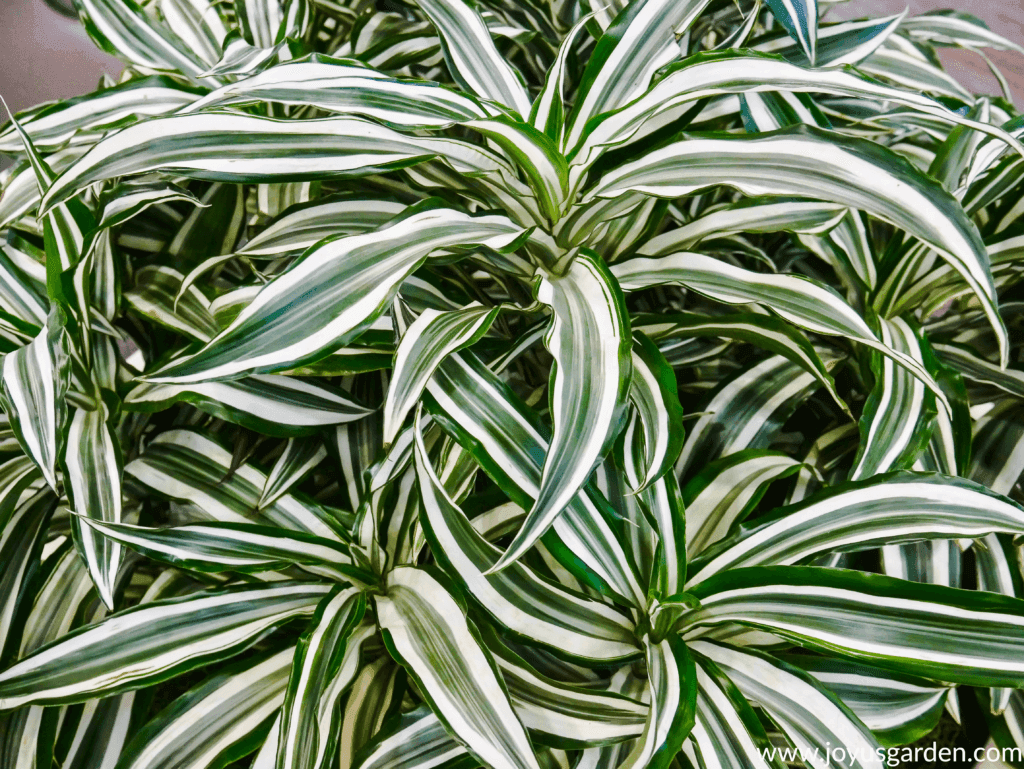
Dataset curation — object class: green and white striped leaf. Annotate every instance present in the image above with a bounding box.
[683,450,803,558]
[570,51,1023,178]
[623,332,685,493]
[199,28,282,78]
[95,178,204,232]
[158,0,229,67]
[278,587,366,769]
[764,0,817,64]
[124,429,345,541]
[0,491,57,665]
[384,302,500,446]
[786,655,949,746]
[674,356,819,480]
[0,581,331,709]
[612,253,946,409]
[687,655,778,769]
[564,0,713,148]
[143,204,524,382]
[492,250,631,573]
[0,244,47,332]
[971,399,1024,496]
[985,689,1024,765]
[375,566,541,769]
[124,375,373,437]
[638,474,688,599]
[0,455,42,533]
[0,147,87,233]
[684,566,1024,687]
[253,624,380,769]
[575,668,649,769]
[934,342,1024,399]
[185,54,491,126]
[424,352,658,606]
[487,634,648,748]
[740,90,829,132]
[592,125,1006,365]
[529,14,595,144]
[0,312,70,490]
[858,37,973,103]
[38,113,514,213]
[2,103,94,309]
[233,0,283,48]
[235,195,408,259]
[972,532,1022,716]
[76,519,363,583]
[850,317,935,480]
[632,311,846,414]
[351,705,473,769]
[0,76,202,154]
[337,653,406,768]
[124,265,219,343]
[466,117,568,223]
[416,0,531,116]
[18,558,172,769]
[618,636,697,769]
[74,0,208,79]
[117,647,294,769]
[901,11,1024,55]
[63,403,123,610]
[753,13,903,67]
[640,198,846,254]
[692,641,885,769]
[261,437,327,510]
[413,412,640,664]
[688,472,1024,584]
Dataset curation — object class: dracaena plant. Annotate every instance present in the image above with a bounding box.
[4,0,1024,767]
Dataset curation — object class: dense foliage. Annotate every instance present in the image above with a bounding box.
[3,0,1024,767]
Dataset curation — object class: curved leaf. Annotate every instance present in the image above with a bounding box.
[0,313,69,490]
[144,204,524,383]
[0,581,331,709]
[591,125,1007,365]
[683,450,803,558]
[116,648,293,769]
[375,566,541,769]
[491,251,631,574]
[688,472,1024,584]
[612,253,947,410]
[124,429,346,541]
[413,412,640,664]
[692,641,885,769]
[684,566,1024,687]
[385,302,500,446]
[125,375,374,437]
[63,404,123,609]
[426,351,646,606]
[76,519,363,583]
[278,587,366,769]
[416,0,531,115]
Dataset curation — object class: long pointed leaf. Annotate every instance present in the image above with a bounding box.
[413,412,640,664]
[144,204,524,382]
[684,566,1024,687]
[688,472,1024,585]
[278,587,366,769]
[492,251,631,574]
[592,125,1007,365]
[375,566,541,769]
[0,581,331,709]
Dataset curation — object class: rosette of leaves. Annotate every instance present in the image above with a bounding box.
[3,0,1024,768]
